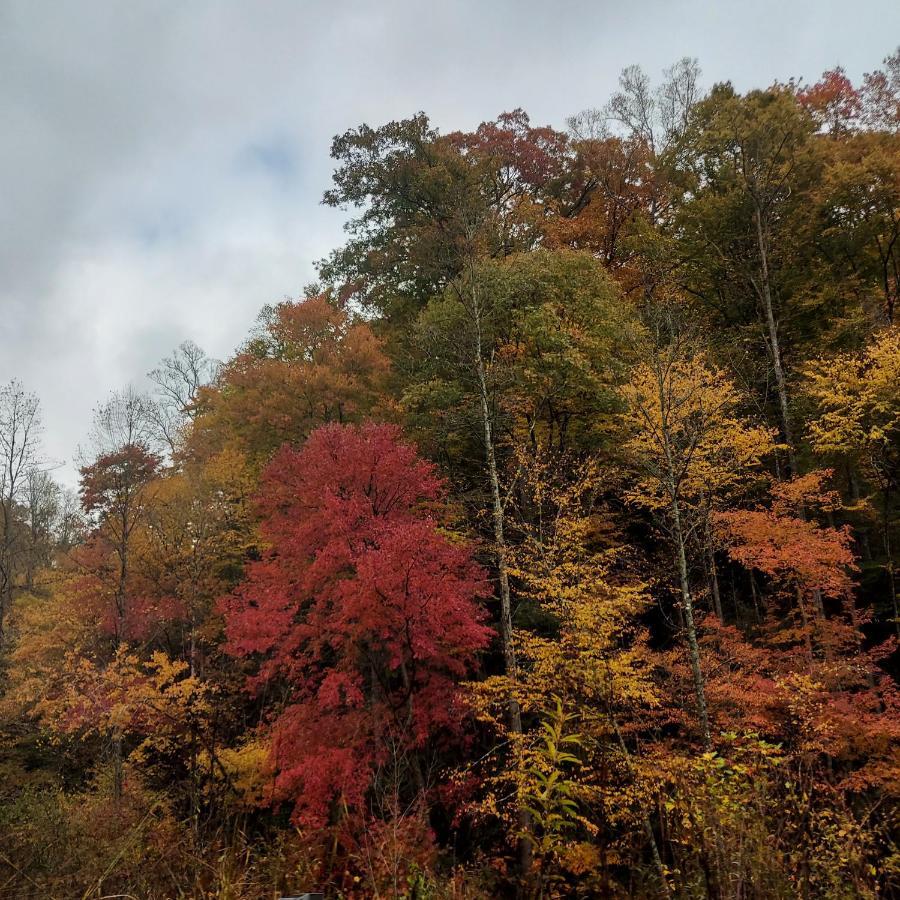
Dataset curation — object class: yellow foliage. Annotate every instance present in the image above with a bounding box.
[621,352,776,512]
[473,454,656,725]
[804,326,900,473]
[203,738,274,808]
[467,452,659,875]
[53,649,214,754]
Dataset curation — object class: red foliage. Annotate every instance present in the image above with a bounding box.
[798,67,862,134]
[447,109,570,190]
[714,473,856,601]
[715,508,855,601]
[67,537,183,643]
[79,444,161,518]
[222,422,491,826]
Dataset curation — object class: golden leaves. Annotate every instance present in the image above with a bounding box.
[622,353,776,511]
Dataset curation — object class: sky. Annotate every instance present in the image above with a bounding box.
[2,0,899,485]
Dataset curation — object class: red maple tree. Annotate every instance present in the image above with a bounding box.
[222,422,492,826]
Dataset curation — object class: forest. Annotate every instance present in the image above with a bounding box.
[0,50,899,899]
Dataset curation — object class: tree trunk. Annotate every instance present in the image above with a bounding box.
[471,279,531,879]
[848,468,873,561]
[796,587,816,673]
[671,492,712,749]
[882,487,900,638]
[608,709,670,899]
[753,205,796,476]
[112,526,128,802]
[0,501,11,640]
[475,349,521,736]
[705,516,724,622]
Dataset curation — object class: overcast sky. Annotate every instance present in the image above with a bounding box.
[3,0,899,484]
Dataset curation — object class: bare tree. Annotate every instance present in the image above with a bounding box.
[22,468,60,592]
[81,387,161,799]
[566,106,610,142]
[606,57,702,155]
[88,384,159,457]
[147,341,218,455]
[0,381,43,636]
[54,487,86,554]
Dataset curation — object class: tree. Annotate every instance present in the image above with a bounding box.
[861,46,900,132]
[672,84,821,472]
[320,111,576,322]
[548,124,655,270]
[798,68,862,136]
[543,60,702,274]
[187,294,389,470]
[804,327,900,632]
[148,340,218,456]
[470,452,665,895]
[78,388,161,798]
[715,471,857,663]
[22,468,60,592]
[140,453,253,676]
[815,130,900,326]
[0,380,43,637]
[222,423,491,830]
[403,250,631,881]
[607,58,702,162]
[622,330,775,747]
[80,448,161,647]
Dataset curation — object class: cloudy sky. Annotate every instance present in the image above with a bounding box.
[3,0,899,483]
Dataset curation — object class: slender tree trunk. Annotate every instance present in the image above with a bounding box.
[749,571,762,624]
[0,501,12,640]
[753,205,796,476]
[671,492,711,749]
[705,516,724,622]
[112,524,128,802]
[399,661,426,798]
[796,588,815,674]
[608,709,670,900]
[470,276,531,879]
[882,486,900,638]
[475,352,521,735]
[848,468,873,561]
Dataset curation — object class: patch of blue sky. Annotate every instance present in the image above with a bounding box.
[236,134,298,187]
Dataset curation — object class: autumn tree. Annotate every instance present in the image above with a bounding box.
[798,67,862,136]
[320,111,575,321]
[715,471,857,663]
[543,60,702,279]
[222,423,490,835]
[140,455,253,675]
[470,452,665,895]
[672,84,821,472]
[804,327,900,632]
[622,325,774,747]
[405,248,631,831]
[187,294,389,471]
[80,391,161,647]
[711,472,900,895]
[815,129,900,326]
[77,388,162,798]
